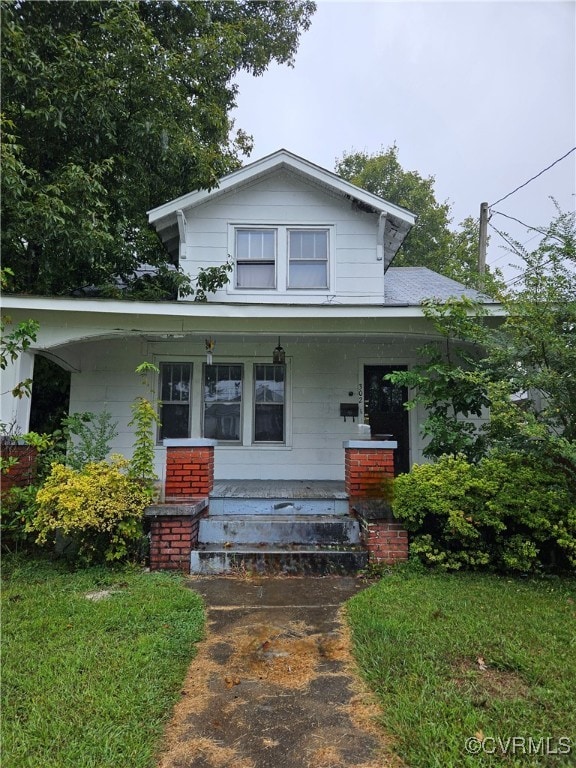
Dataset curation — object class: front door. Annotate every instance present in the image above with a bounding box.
[363,365,410,475]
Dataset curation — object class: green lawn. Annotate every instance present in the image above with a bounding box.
[1,556,205,768]
[346,570,576,767]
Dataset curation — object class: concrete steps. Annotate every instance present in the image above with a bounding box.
[199,514,360,546]
[208,497,350,516]
[190,489,367,574]
[190,543,368,575]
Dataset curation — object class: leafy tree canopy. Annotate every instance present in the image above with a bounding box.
[1,0,315,298]
[388,205,576,460]
[336,144,497,289]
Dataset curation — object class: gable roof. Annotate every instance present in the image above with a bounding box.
[147,149,416,268]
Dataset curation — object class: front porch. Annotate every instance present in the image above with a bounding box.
[145,440,409,574]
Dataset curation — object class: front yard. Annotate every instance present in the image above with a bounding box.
[1,556,204,768]
[2,557,575,767]
[347,569,576,767]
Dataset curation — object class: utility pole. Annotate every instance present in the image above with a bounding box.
[478,202,489,275]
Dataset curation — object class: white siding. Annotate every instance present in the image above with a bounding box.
[66,336,437,483]
[181,171,383,304]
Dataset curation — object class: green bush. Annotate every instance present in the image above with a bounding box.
[30,456,150,563]
[393,452,576,572]
[0,485,40,552]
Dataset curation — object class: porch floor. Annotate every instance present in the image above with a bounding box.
[211,479,347,499]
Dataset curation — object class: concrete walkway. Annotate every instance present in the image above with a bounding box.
[156,576,401,768]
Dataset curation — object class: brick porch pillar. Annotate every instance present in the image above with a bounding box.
[343,440,408,565]
[0,443,38,495]
[163,438,217,500]
[146,499,208,573]
[145,439,216,573]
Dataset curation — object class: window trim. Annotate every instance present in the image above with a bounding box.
[157,361,193,442]
[228,223,334,295]
[253,363,286,444]
[153,355,291,449]
[234,227,277,290]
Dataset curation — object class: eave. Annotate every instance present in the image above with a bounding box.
[147,149,416,267]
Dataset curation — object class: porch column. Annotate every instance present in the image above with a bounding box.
[145,439,217,573]
[343,440,408,565]
[0,350,35,432]
[0,442,38,495]
[146,499,208,573]
[163,438,217,500]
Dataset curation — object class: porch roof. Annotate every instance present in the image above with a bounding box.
[2,293,504,348]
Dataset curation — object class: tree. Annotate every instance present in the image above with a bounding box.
[0,269,39,399]
[489,204,576,443]
[336,145,495,288]
[386,297,492,462]
[1,0,315,298]
[388,205,576,461]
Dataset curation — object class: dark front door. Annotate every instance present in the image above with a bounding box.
[364,365,410,475]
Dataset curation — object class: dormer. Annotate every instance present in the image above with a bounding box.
[148,149,416,305]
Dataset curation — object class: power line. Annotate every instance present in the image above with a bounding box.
[490,210,548,236]
[489,231,541,266]
[488,221,521,256]
[487,222,534,285]
[489,147,576,208]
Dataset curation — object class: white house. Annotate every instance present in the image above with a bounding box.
[2,150,499,488]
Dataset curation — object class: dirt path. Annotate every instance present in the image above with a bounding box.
[156,576,404,768]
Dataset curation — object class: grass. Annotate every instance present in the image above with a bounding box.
[1,555,205,768]
[346,568,576,768]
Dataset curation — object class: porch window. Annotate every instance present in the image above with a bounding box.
[254,364,285,442]
[203,364,243,442]
[235,229,276,288]
[288,229,328,289]
[159,363,192,440]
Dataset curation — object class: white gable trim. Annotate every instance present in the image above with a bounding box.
[147,149,416,228]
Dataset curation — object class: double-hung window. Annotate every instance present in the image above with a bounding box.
[159,363,192,440]
[235,229,276,288]
[288,229,328,289]
[254,364,285,443]
[232,226,331,292]
[203,364,243,442]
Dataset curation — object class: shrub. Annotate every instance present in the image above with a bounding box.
[30,456,149,563]
[63,411,118,470]
[393,452,576,572]
[1,485,40,552]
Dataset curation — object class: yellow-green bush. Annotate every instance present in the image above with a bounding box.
[393,452,576,572]
[31,456,149,563]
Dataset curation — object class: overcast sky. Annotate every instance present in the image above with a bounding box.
[231,0,576,281]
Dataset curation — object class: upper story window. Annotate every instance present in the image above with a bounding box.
[235,229,276,288]
[231,225,332,293]
[288,229,328,289]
